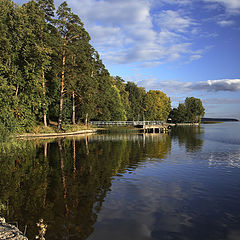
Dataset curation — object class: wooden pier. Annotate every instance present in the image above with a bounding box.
[140,124,172,133]
[89,121,164,126]
[89,121,175,133]
[135,123,175,133]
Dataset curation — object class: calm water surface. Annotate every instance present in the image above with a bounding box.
[0,123,240,240]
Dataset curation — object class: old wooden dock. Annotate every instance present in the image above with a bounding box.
[89,121,175,133]
[139,124,174,133]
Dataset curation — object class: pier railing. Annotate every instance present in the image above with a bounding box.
[89,121,164,126]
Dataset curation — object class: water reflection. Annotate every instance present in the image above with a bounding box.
[171,126,203,152]
[0,133,171,239]
[0,125,240,240]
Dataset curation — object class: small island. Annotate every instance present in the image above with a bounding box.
[201,118,239,122]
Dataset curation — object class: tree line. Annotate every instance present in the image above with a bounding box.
[0,0,204,135]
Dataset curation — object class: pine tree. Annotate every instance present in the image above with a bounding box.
[56,1,91,128]
[36,0,55,21]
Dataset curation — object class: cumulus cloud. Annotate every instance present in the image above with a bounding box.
[136,78,193,93]
[191,79,240,92]
[58,0,204,65]
[136,77,240,93]
[76,0,151,26]
[14,0,239,67]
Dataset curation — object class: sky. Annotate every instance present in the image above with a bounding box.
[16,0,240,119]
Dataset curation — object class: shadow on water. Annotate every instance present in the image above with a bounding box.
[0,133,171,240]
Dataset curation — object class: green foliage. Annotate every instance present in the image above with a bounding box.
[0,122,10,140]
[125,82,146,120]
[0,0,173,133]
[145,90,171,121]
[36,0,55,21]
[169,103,187,123]
[185,97,205,123]
[113,77,130,115]
[107,85,127,121]
[169,97,205,123]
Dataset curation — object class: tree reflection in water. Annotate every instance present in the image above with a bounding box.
[171,126,203,152]
[0,133,172,239]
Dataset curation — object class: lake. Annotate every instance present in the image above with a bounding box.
[0,122,240,240]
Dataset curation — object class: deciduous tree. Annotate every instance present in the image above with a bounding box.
[185,97,205,123]
[125,82,146,120]
[145,90,171,121]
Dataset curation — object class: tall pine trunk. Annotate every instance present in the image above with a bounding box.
[58,29,67,130]
[42,69,47,127]
[72,91,76,124]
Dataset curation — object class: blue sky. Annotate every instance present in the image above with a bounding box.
[16,0,240,119]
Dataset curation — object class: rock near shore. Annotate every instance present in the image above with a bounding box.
[0,217,28,240]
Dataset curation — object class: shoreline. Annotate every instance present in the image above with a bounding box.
[16,129,97,139]
[13,123,204,139]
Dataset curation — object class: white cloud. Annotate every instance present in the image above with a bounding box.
[39,0,236,68]
[88,25,123,49]
[189,54,202,61]
[83,0,151,26]
[191,79,240,92]
[155,10,197,33]
[217,19,235,26]
[136,78,193,93]
[61,0,204,65]
[136,78,240,93]
[158,31,182,45]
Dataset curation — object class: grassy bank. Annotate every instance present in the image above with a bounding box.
[14,124,99,139]
[0,123,98,141]
[28,123,96,134]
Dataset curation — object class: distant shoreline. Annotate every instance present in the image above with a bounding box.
[201,118,239,122]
